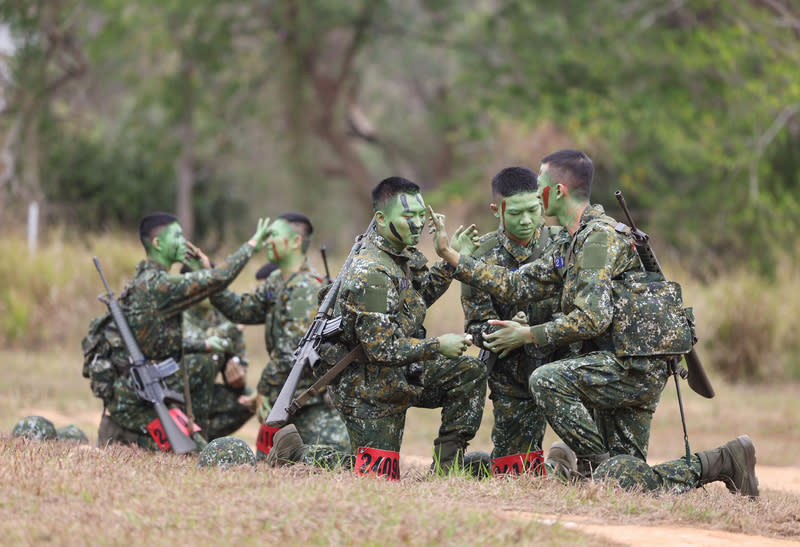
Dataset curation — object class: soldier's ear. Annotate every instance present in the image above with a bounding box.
[374,210,386,228]
[489,203,499,217]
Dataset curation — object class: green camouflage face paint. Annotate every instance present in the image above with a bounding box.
[265,219,299,264]
[383,192,426,249]
[538,166,557,215]
[155,222,186,265]
[500,192,542,245]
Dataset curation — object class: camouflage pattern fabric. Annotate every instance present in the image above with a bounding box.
[595,453,701,494]
[461,224,569,458]
[325,230,486,452]
[210,260,350,451]
[12,416,56,441]
[529,352,668,460]
[102,243,255,445]
[56,424,89,444]
[183,305,253,439]
[198,436,256,469]
[454,204,668,461]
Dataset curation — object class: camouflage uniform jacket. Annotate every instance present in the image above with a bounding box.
[183,306,248,371]
[454,204,642,355]
[329,230,456,417]
[210,260,323,405]
[462,223,567,354]
[117,243,256,363]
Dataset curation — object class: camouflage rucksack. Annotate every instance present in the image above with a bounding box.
[610,270,694,357]
[81,313,130,403]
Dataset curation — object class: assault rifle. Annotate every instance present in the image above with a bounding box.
[265,218,375,427]
[320,246,333,285]
[614,192,714,399]
[93,257,197,454]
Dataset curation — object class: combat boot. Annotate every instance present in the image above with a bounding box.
[544,441,577,481]
[697,435,759,497]
[431,435,467,476]
[463,451,492,479]
[265,424,304,468]
[575,452,610,480]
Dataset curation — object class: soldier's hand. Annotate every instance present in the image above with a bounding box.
[450,223,480,256]
[484,319,533,359]
[238,392,258,412]
[249,217,272,250]
[511,311,529,326]
[223,357,246,389]
[436,333,473,359]
[427,205,460,266]
[205,336,229,353]
[183,241,212,270]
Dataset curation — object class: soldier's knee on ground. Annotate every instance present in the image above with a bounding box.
[595,455,660,491]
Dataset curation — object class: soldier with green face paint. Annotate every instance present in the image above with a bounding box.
[433,150,675,477]
[267,177,487,474]
[210,213,350,455]
[461,167,570,463]
[95,212,271,451]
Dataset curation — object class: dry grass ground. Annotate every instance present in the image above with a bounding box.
[3,232,800,545]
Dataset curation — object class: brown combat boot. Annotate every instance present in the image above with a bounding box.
[545,441,577,480]
[697,435,759,498]
[431,435,467,475]
[265,424,304,468]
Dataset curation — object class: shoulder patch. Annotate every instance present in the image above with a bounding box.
[580,231,610,270]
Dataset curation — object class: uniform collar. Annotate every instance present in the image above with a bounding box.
[498,224,544,263]
[578,203,606,230]
[371,230,413,262]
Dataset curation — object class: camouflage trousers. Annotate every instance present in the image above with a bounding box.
[529,351,669,460]
[595,454,701,494]
[489,353,546,458]
[289,403,350,452]
[290,354,487,469]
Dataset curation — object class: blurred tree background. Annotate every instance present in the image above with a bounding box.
[1,0,799,268]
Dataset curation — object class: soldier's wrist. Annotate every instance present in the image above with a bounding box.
[530,324,548,347]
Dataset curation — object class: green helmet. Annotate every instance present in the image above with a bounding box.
[56,424,89,444]
[198,437,256,469]
[11,416,57,441]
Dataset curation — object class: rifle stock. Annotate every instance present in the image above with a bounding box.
[93,257,197,454]
[265,218,376,427]
[614,192,715,399]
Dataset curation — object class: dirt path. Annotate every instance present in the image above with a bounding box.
[401,455,800,546]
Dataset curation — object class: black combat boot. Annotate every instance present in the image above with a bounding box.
[697,435,759,498]
[265,424,304,468]
[431,435,467,475]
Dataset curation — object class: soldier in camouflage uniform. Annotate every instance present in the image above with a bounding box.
[269,177,487,473]
[434,150,670,476]
[211,213,350,453]
[96,212,271,451]
[461,167,569,459]
[182,300,254,440]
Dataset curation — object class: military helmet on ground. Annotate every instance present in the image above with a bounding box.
[198,436,256,469]
[11,415,57,441]
[56,424,89,444]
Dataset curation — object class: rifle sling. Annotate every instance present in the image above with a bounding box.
[290,344,366,412]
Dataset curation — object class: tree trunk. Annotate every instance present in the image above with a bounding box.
[175,55,196,239]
